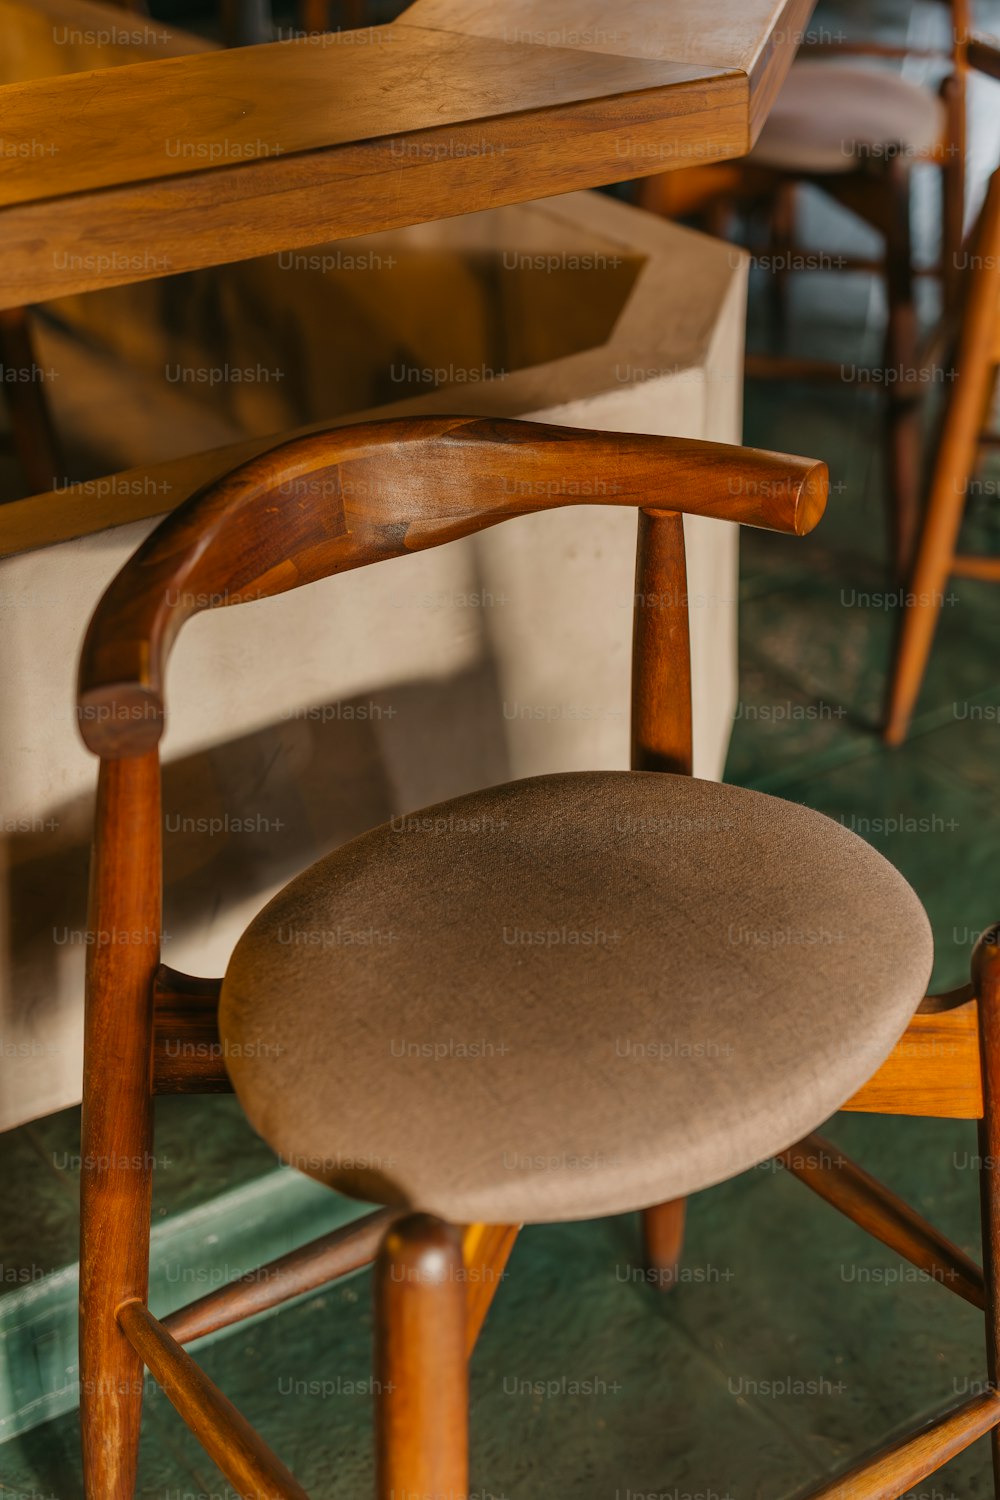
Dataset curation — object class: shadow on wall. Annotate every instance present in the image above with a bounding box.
[5,656,510,1040]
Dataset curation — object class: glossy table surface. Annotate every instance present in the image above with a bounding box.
[0,0,815,307]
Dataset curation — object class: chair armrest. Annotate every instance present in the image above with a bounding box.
[77,417,828,759]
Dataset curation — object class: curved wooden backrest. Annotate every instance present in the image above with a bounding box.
[78,415,827,758]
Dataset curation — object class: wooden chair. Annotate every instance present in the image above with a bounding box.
[640,0,971,579]
[76,414,996,1499]
[884,34,1000,746]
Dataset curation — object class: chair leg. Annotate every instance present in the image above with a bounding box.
[642,1199,686,1290]
[766,181,796,349]
[976,928,1000,1496]
[80,756,160,1498]
[883,159,922,581]
[882,420,972,745]
[80,1166,151,1499]
[375,1214,469,1500]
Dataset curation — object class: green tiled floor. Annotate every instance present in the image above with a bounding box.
[5,2,1000,1495]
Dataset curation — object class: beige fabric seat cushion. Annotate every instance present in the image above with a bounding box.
[752,61,948,175]
[220,772,933,1225]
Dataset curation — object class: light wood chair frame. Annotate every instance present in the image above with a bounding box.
[77,413,997,1499]
[885,35,1000,744]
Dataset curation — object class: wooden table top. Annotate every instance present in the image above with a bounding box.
[0,0,813,308]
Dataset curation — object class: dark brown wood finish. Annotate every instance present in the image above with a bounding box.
[152,968,229,1094]
[777,1132,986,1309]
[631,509,693,777]
[77,417,826,759]
[79,751,161,1500]
[969,32,1000,79]
[163,1208,400,1345]
[631,508,695,1275]
[374,1216,469,1500]
[118,1300,311,1499]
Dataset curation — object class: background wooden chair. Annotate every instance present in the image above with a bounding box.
[884,34,1000,745]
[639,0,971,578]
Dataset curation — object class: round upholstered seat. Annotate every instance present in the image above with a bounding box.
[220,772,933,1225]
[752,61,947,175]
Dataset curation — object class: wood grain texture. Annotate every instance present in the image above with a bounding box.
[79,752,160,1499]
[778,1132,986,1309]
[117,1300,311,1499]
[631,509,693,775]
[152,968,230,1094]
[0,0,817,306]
[0,31,721,211]
[375,1216,468,1500]
[77,416,827,758]
[401,0,810,75]
[0,71,745,309]
[799,1393,1000,1499]
[842,997,983,1120]
[163,1208,399,1345]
